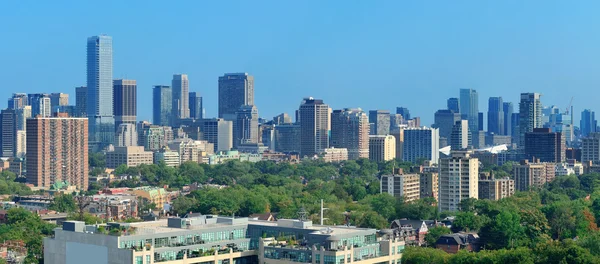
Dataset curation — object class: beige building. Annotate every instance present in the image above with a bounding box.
[478,176,515,200]
[420,172,438,201]
[106,146,153,169]
[168,138,214,164]
[582,132,600,164]
[154,147,181,167]
[330,108,370,160]
[438,151,479,212]
[380,170,420,202]
[513,159,555,191]
[26,115,88,190]
[390,129,404,161]
[369,135,396,162]
[321,147,349,163]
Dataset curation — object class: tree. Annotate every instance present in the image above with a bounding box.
[425,226,451,247]
[402,246,448,264]
[49,194,77,213]
[355,211,388,229]
[171,196,198,216]
[480,210,523,249]
[452,212,486,232]
[363,193,396,221]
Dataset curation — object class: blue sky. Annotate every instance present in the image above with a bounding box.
[1,1,600,125]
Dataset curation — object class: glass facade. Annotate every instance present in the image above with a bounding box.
[87,35,114,150]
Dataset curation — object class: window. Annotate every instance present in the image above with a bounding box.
[145,255,151,264]
[135,256,143,264]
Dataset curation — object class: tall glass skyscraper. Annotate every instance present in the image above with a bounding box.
[172,74,190,120]
[487,97,504,135]
[581,109,597,137]
[152,85,172,126]
[503,102,513,136]
[87,35,114,151]
[518,93,542,147]
[459,88,479,145]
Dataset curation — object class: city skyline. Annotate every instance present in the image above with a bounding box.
[3,2,600,125]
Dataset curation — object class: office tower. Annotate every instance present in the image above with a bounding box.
[299,97,329,157]
[189,92,203,120]
[369,110,390,135]
[380,171,420,202]
[369,135,396,162]
[447,98,460,113]
[273,113,292,125]
[433,109,461,143]
[487,97,504,135]
[478,176,515,200]
[87,35,114,151]
[274,124,301,153]
[459,88,479,141]
[139,125,173,151]
[389,114,403,132]
[15,106,31,131]
[519,93,543,147]
[8,93,28,109]
[105,146,153,168]
[15,130,26,158]
[511,112,520,144]
[503,102,513,136]
[113,79,137,128]
[478,112,484,131]
[439,151,479,212]
[420,172,439,201]
[28,93,51,117]
[152,85,172,126]
[581,109,597,137]
[115,123,138,147]
[402,127,439,164]
[513,159,555,191]
[218,73,254,120]
[233,105,259,149]
[26,115,88,190]
[200,118,233,152]
[390,129,404,161]
[450,120,470,150]
[396,107,411,120]
[330,108,369,160]
[172,74,190,120]
[0,109,17,157]
[581,133,600,164]
[50,93,69,111]
[524,128,565,163]
[75,86,87,117]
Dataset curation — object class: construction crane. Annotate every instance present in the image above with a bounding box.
[565,97,574,115]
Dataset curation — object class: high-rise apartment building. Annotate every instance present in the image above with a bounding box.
[459,88,479,142]
[87,35,114,151]
[26,115,88,190]
[50,93,69,111]
[8,93,28,110]
[15,106,31,131]
[439,151,479,212]
[420,172,438,201]
[139,126,173,151]
[152,85,172,126]
[402,127,439,164]
[513,159,555,191]
[450,120,470,150]
[218,73,254,120]
[487,97,504,135]
[75,86,87,117]
[447,98,460,113]
[433,109,461,144]
[368,110,390,136]
[519,93,542,147]
[233,105,259,149]
[331,108,370,160]
[369,135,396,162]
[113,79,137,128]
[273,124,301,153]
[381,171,420,202]
[582,132,600,164]
[200,118,233,152]
[0,109,17,157]
[524,128,565,163]
[189,92,203,120]
[581,109,597,137]
[503,102,513,137]
[478,176,515,200]
[396,107,411,120]
[172,74,190,120]
[28,93,51,118]
[115,123,138,147]
[299,97,329,157]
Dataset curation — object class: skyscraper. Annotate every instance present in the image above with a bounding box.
[396,107,411,120]
[331,108,370,160]
[369,110,390,135]
[581,109,597,137]
[87,35,114,151]
[75,86,87,117]
[113,79,137,129]
[450,120,470,150]
[189,92,203,120]
[487,97,504,135]
[152,85,172,127]
[503,102,513,136]
[299,97,329,157]
[274,124,301,153]
[460,89,479,143]
[172,74,190,120]
[439,151,479,212]
[8,93,28,109]
[115,123,138,147]
[0,109,17,157]
[369,135,396,162]
[28,93,51,117]
[519,93,542,147]
[524,128,565,163]
[200,118,233,152]
[447,98,460,113]
[233,105,259,149]
[218,73,254,120]
[50,93,69,111]
[433,109,461,145]
[402,127,439,163]
[26,115,89,190]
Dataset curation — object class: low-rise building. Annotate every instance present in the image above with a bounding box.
[513,159,555,191]
[321,147,348,163]
[153,147,180,167]
[380,170,420,202]
[207,150,262,165]
[106,146,154,168]
[478,175,514,200]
